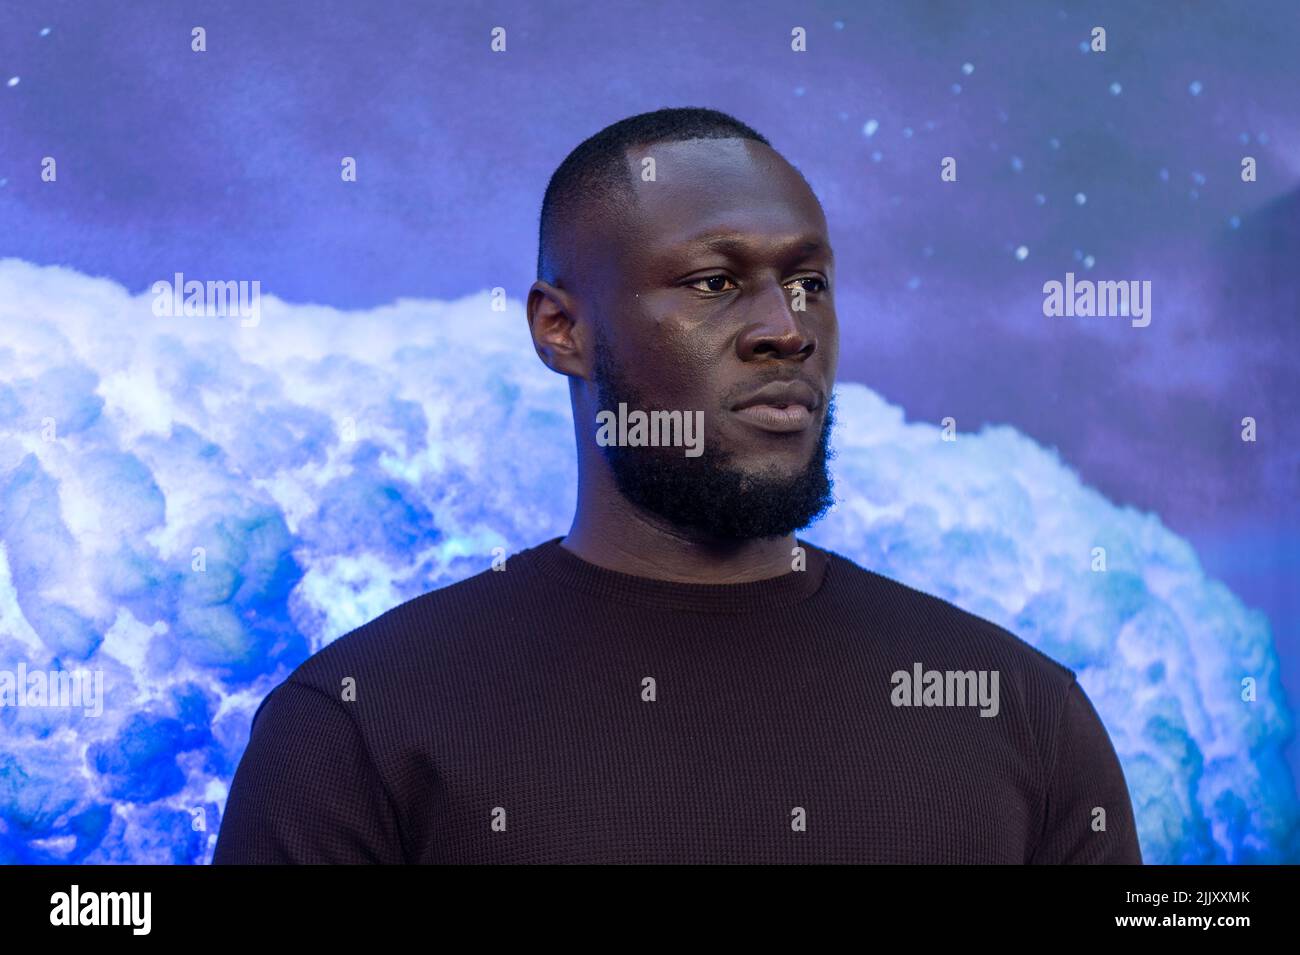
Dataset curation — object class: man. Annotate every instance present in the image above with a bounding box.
[214,107,1142,864]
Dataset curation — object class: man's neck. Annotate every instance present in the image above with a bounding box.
[561,500,802,584]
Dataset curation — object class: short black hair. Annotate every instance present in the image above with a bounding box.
[536,107,772,284]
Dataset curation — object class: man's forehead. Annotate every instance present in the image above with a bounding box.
[623,134,763,166]
[621,137,803,200]
[619,139,827,249]
[669,229,831,259]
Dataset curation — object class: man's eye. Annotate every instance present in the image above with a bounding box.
[787,277,828,293]
[689,275,738,292]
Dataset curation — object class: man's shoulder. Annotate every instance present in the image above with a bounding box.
[284,539,551,691]
[809,541,1076,686]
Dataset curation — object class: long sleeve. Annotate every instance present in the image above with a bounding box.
[207,540,1157,863]
[213,680,407,864]
[1029,678,1143,864]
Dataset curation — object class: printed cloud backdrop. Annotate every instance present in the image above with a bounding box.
[0,258,1295,863]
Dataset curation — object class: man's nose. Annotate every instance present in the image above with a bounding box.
[736,280,816,361]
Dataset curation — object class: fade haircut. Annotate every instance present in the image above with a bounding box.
[535,107,772,284]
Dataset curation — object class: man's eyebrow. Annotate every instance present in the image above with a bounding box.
[676,233,833,259]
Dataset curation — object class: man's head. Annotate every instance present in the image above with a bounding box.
[527,107,839,543]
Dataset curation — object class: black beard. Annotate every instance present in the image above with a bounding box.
[591,336,836,542]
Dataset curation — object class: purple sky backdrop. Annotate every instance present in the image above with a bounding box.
[2,1,1297,764]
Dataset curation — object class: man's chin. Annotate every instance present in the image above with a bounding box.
[607,454,834,541]
[731,464,814,493]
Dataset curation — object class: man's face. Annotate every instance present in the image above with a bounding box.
[586,137,839,541]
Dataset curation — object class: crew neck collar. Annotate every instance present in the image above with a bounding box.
[525,536,830,614]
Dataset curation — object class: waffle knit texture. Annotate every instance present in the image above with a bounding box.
[213,537,1142,864]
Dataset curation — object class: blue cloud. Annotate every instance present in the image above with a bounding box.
[0,259,1294,863]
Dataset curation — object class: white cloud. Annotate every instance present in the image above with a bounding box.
[0,258,1293,863]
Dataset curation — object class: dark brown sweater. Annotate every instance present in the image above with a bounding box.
[213,536,1142,864]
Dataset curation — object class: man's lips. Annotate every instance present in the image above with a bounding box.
[730,380,820,433]
[731,403,814,432]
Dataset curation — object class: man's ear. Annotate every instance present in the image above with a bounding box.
[526,281,589,379]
